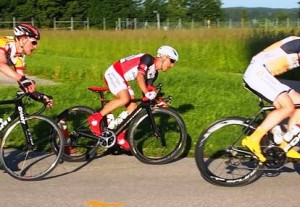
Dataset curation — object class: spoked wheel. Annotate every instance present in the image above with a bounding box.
[0,115,64,181]
[55,106,106,162]
[195,117,264,186]
[128,107,187,164]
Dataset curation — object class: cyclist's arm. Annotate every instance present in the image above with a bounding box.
[136,73,148,94]
[0,50,23,81]
[137,54,155,93]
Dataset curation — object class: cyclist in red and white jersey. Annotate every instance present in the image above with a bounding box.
[88,45,179,150]
[243,36,300,162]
[0,23,40,92]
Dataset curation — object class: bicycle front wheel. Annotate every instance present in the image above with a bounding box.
[195,117,264,187]
[0,115,64,181]
[128,107,187,164]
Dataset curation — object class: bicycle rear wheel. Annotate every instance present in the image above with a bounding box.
[195,117,264,187]
[55,106,106,161]
[128,107,187,164]
[0,115,64,181]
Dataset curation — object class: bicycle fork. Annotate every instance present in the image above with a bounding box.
[145,104,160,138]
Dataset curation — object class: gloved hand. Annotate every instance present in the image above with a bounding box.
[147,85,156,92]
[29,91,53,107]
[145,91,157,100]
[41,94,53,107]
[18,76,35,93]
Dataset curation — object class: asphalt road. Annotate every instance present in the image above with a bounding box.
[1,154,300,207]
[1,77,300,207]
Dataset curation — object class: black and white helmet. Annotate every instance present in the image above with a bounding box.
[157,45,179,62]
[14,23,40,40]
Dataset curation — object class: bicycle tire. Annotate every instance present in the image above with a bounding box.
[55,106,106,162]
[195,117,264,187]
[128,107,187,164]
[0,115,64,181]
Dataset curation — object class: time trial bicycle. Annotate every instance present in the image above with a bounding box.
[55,83,187,164]
[0,91,64,181]
[195,90,300,186]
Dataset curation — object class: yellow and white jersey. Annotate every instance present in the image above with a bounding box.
[252,36,300,76]
[0,36,25,71]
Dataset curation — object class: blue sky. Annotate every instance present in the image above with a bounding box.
[221,0,299,8]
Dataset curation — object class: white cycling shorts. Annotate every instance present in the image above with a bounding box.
[104,66,134,96]
[243,60,290,102]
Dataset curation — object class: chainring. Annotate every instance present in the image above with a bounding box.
[263,146,286,169]
[99,130,116,148]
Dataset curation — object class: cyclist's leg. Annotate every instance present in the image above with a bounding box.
[286,89,300,127]
[88,66,130,136]
[243,62,293,162]
[278,89,300,158]
[99,66,131,115]
[115,87,136,151]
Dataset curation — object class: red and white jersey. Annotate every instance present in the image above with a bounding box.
[0,36,26,71]
[112,53,157,83]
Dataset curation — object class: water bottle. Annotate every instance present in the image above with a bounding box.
[115,111,129,126]
[271,125,283,144]
[283,124,300,142]
[107,113,115,129]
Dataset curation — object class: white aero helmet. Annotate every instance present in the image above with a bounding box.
[157,45,179,62]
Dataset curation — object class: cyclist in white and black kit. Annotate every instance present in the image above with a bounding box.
[88,45,179,150]
[243,36,300,162]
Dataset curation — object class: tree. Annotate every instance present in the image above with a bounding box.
[87,0,139,28]
[165,0,187,21]
[298,1,300,18]
[142,0,167,22]
[62,1,87,20]
[186,0,223,22]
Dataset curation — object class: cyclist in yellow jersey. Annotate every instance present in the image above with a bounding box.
[0,23,40,92]
[243,36,300,162]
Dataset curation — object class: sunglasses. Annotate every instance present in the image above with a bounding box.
[170,58,176,64]
[31,40,37,45]
[27,37,38,45]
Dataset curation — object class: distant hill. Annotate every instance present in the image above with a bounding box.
[222,7,299,21]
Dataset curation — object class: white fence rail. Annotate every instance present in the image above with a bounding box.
[1,17,300,31]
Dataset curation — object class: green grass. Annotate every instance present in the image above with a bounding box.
[0,28,297,156]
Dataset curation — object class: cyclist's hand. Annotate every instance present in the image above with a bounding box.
[30,92,53,107]
[144,91,157,100]
[147,85,156,92]
[18,76,35,93]
[42,94,53,107]
[155,98,168,107]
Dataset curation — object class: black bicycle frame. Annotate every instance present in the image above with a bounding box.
[113,100,159,137]
[79,100,158,140]
[82,83,166,140]
[0,93,34,146]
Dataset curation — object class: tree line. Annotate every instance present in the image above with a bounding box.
[0,0,223,28]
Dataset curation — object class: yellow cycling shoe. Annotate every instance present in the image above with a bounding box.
[286,149,300,159]
[242,137,266,162]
